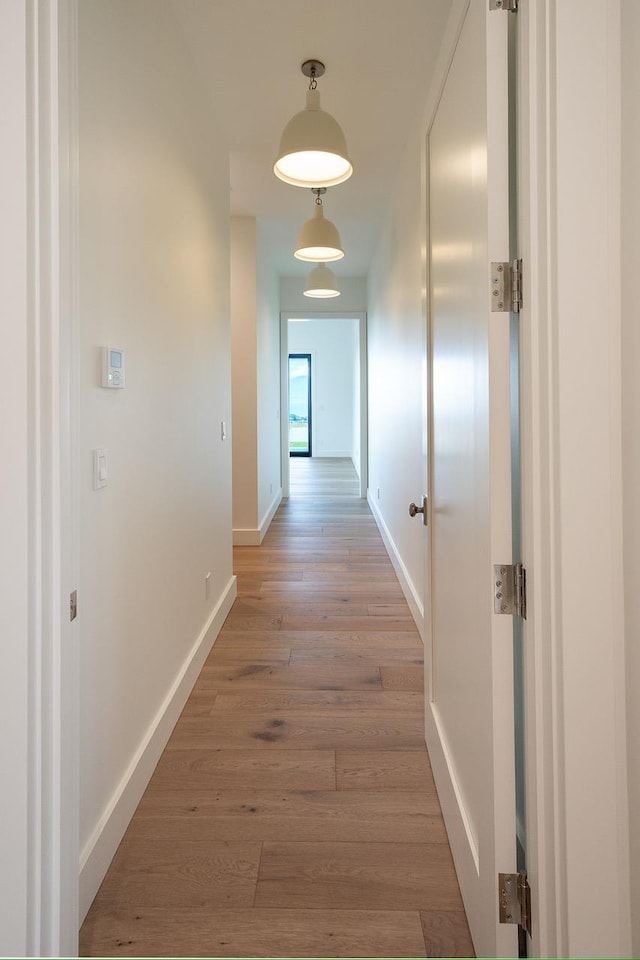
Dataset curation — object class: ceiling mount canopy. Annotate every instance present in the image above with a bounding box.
[274,59,353,188]
[304,263,341,298]
[294,188,345,262]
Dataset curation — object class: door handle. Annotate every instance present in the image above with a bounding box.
[409,495,428,526]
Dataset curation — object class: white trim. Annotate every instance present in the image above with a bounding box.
[233,488,283,545]
[356,314,368,500]
[0,2,80,953]
[367,493,424,638]
[79,575,237,920]
[519,1,631,956]
[425,705,480,870]
[9,1,80,955]
[280,313,290,499]
[1,5,32,954]
[54,1,80,953]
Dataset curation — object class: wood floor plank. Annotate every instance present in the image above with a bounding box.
[232,568,303,581]
[231,597,373,616]
[205,643,292,663]
[210,689,424,714]
[220,613,283,632]
[91,839,261,908]
[255,841,464,912]
[289,645,423,666]
[166,713,425,750]
[336,748,435,791]
[282,614,416,631]
[368,602,416,616]
[178,692,218,718]
[421,910,476,957]
[215,628,422,647]
[128,789,447,843]
[302,568,400,581]
[258,580,405,596]
[195,662,383,690]
[381,664,425,691]
[147,749,336,792]
[80,906,429,958]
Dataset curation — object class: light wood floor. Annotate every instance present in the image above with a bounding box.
[289,456,360,497]
[80,458,474,958]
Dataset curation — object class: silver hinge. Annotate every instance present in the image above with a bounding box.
[499,871,531,936]
[493,563,527,619]
[490,259,523,313]
[70,590,78,622]
[490,0,519,11]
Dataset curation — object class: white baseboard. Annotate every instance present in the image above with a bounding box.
[367,493,424,638]
[424,701,480,942]
[78,575,237,920]
[233,488,282,545]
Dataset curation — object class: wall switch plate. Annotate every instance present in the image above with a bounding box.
[93,448,108,489]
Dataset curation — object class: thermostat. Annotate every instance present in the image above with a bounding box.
[101,346,125,388]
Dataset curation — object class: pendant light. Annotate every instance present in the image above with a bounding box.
[304,263,341,298]
[274,60,353,188]
[294,189,344,262]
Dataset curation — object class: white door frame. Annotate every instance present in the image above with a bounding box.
[421,0,630,956]
[516,1,630,956]
[0,1,79,955]
[280,311,368,499]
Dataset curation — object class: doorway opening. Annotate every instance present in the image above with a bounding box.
[280,312,368,500]
[288,353,312,457]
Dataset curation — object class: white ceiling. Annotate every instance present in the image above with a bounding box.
[173,0,452,278]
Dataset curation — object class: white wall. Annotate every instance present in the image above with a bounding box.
[366,126,426,629]
[0,6,30,952]
[231,217,258,532]
[256,222,282,525]
[288,320,358,459]
[280,275,366,314]
[231,217,281,543]
[621,2,640,952]
[78,0,235,915]
[352,321,361,476]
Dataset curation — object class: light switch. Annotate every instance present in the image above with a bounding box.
[93,448,108,490]
[221,420,227,440]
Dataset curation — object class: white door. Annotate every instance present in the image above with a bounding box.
[425,1,518,956]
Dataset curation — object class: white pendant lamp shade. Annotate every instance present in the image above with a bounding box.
[304,263,341,298]
[274,88,353,188]
[294,202,344,262]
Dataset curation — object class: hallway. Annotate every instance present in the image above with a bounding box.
[80,460,473,958]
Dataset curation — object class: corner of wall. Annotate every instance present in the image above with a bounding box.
[233,486,283,546]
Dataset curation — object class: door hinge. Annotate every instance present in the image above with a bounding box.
[490,259,523,313]
[493,563,527,619]
[499,871,531,936]
[70,590,78,622]
[490,0,519,11]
